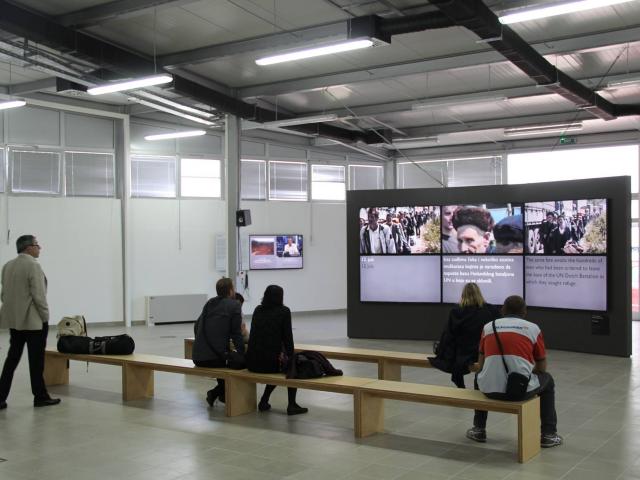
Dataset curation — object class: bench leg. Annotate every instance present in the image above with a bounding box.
[44,355,69,386]
[122,365,154,401]
[225,377,256,417]
[354,391,384,438]
[378,360,401,381]
[184,340,193,360]
[518,397,541,463]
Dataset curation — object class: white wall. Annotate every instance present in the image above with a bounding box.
[129,198,227,321]
[240,200,347,313]
[0,197,123,324]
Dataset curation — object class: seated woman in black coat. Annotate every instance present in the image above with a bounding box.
[246,285,308,415]
[429,282,499,388]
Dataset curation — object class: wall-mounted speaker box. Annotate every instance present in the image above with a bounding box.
[236,209,251,227]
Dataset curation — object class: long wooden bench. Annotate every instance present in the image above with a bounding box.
[183,337,430,381]
[44,349,540,463]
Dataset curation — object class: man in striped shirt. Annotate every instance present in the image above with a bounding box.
[467,295,562,448]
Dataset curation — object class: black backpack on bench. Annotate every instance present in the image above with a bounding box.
[57,334,135,355]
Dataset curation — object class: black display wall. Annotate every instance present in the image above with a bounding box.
[347,176,631,357]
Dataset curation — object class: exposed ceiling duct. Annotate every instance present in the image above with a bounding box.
[427,0,638,121]
[0,0,386,145]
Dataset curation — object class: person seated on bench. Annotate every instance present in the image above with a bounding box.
[246,285,308,415]
[466,295,562,448]
[429,282,499,388]
[192,277,245,407]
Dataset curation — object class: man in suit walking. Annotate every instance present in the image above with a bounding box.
[0,235,60,409]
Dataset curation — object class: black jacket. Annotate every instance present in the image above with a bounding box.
[429,304,499,377]
[246,304,293,373]
[192,296,244,363]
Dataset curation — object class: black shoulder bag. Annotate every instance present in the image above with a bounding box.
[491,320,530,400]
[200,299,246,370]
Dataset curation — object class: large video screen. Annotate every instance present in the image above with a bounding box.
[523,199,607,311]
[359,206,441,254]
[358,199,608,311]
[249,235,303,270]
[442,204,523,254]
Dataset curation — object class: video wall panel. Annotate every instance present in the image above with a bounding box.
[358,200,608,311]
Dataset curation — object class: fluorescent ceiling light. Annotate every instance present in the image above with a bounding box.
[504,122,583,136]
[412,95,507,110]
[135,91,215,117]
[499,0,636,25]
[133,99,217,126]
[262,114,339,128]
[0,100,26,110]
[604,78,640,90]
[382,136,439,149]
[256,39,374,66]
[145,130,206,141]
[88,74,173,95]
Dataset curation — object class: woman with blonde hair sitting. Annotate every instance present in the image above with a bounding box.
[429,283,499,388]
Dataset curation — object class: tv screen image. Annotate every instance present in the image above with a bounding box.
[524,199,607,254]
[359,206,441,254]
[442,204,523,255]
[249,235,303,270]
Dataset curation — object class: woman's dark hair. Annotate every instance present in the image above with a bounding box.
[261,285,284,307]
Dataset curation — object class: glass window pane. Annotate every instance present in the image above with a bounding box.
[269,161,307,201]
[65,152,115,197]
[131,155,176,198]
[397,161,445,188]
[312,165,345,200]
[180,158,221,198]
[241,159,266,200]
[0,149,4,193]
[11,150,61,194]
[633,223,639,317]
[633,199,639,220]
[508,145,639,193]
[447,157,502,187]
[348,164,383,190]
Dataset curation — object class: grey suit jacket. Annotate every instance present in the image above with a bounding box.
[0,253,49,330]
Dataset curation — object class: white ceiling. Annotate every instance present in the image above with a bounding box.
[2,0,640,152]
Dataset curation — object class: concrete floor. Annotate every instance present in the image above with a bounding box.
[0,312,638,480]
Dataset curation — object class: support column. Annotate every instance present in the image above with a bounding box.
[225,114,241,280]
[384,158,396,189]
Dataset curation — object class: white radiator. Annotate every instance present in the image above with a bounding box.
[145,294,207,325]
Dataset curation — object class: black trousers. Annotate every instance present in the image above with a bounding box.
[473,372,558,435]
[193,358,226,396]
[0,324,50,402]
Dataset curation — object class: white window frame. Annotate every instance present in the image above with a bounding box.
[348,164,384,190]
[311,164,345,201]
[268,160,309,202]
[179,157,223,199]
[64,150,116,198]
[130,154,177,198]
[241,158,267,201]
[9,148,62,196]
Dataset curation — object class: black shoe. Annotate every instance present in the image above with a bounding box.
[34,398,61,408]
[541,433,563,448]
[0,401,6,410]
[287,404,308,416]
[258,400,271,412]
[466,427,487,443]
[206,388,221,407]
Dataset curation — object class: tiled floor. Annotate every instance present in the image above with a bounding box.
[0,312,639,480]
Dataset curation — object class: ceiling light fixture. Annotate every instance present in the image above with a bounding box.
[412,95,507,110]
[145,130,206,141]
[261,114,339,128]
[504,122,583,136]
[0,99,26,110]
[135,91,215,117]
[133,98,217,126]
[499,0,636,25]
[604,78,640,90]
[256,39,374,66]
[382,136,439,149]
[88,74,173,95]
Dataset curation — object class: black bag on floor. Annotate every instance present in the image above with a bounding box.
[57,334,135,355]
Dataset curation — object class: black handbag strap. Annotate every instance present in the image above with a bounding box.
[491,320,511,376]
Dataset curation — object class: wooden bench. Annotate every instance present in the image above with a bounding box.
[45,349,540,463]
[183,337,430,381]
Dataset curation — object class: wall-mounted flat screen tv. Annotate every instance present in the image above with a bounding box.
[249,234,303,270]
